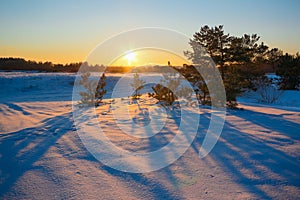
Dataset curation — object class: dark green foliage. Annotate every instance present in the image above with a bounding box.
[178,65,210,105]
[185,25,269,108]
[223,64,264,107]
[265,48,283,71]
[149,84,176,106]
[228,35,269,65]
[149,72,182,106]
[276,53,300,90]
[95,73,107,105]
[184,25,231,79]
[223,66,243,108]
[79,72,107,106]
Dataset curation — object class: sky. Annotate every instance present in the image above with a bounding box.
[0,0,300,66]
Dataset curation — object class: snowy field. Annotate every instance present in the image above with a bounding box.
[0,71,300,199]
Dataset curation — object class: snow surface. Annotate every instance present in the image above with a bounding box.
[0,71,299,199]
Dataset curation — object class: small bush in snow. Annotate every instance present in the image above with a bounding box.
[130,73,145,99]
[79,72,97,106]
[79,72,106,106]
[149,84,177,106]
[178,65,210,105]
[149,72,181,106]
[176,86,193,101]
[254,77,283,103]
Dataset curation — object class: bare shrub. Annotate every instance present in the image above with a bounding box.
[254,77,283,104]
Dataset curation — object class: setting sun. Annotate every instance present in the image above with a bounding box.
[124,51,136,65]
[111,48,190,67]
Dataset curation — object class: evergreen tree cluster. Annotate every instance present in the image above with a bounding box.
[182,25,300,107]
[79,72,107,106]
[276,53,300,90]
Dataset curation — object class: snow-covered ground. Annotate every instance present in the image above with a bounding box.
[0,72,299,199]
[238,89,300,109]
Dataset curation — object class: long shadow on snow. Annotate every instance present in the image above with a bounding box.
[97,102,184,200]
[100,166,182,200]
[168,105,300,199]
[0,112,73,197]
[192,108,300,199]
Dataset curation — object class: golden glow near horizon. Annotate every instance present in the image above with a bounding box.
[124,51,136,65]
[1,1,299,65]
[111,48,190,67]
[0,47,191,66]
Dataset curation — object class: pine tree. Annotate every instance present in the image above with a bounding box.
[130,73,145,99]
[149,84,176,106]
[149,72,181,106]
[179,65,210,105]
[95,73,107,105]
[79,72,107,106]
[276,53,300,90]
[185,25,268,108]
[266,48,283,71]
[184,25,231,79]
[79,72,97,106]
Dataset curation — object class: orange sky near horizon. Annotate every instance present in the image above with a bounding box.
[110,49,191,67]
[1,1,300,65]
[0,46,190,66]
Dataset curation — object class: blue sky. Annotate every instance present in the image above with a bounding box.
[0,0,300,64]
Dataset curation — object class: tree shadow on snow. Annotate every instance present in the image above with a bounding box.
[191,107,300,199]
[0,112,74,198]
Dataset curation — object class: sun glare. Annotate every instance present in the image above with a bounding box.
[124,51,136,65]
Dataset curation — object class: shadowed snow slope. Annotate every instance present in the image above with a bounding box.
[0,72,299,199]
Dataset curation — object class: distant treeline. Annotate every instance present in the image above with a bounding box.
[0,57,101,72]
[0,57,182,73]
[0,57,82,72]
